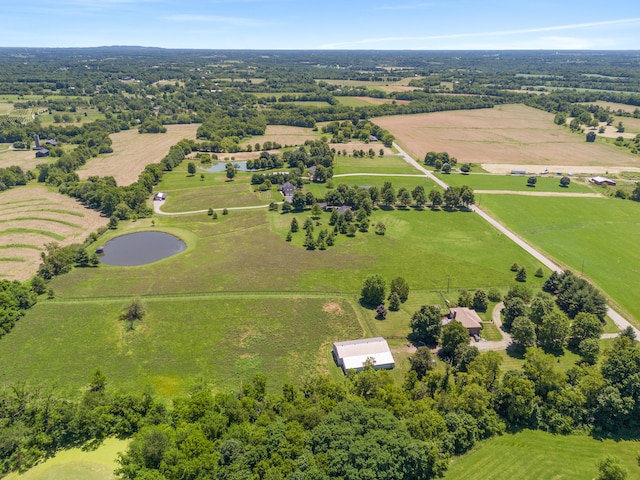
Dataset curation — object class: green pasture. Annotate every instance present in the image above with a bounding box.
[332,155,421,175]
[480,195,640,325]
[437,173,595,193]
[0,295,362,397]
[4,438,128,480]
[337,97,380,107]
[444,430,640,480]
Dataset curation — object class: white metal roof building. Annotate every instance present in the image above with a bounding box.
[332,337,395,373]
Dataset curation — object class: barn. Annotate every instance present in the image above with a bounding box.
[332,337,395,373]
[35,148,49,158]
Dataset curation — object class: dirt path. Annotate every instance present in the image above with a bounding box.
[393,141,640,340]
[474,302,512,351]
[153,199,281,216]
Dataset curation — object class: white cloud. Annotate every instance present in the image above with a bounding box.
[320,18,640,49]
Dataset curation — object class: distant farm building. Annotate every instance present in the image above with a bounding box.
[45,139,58,147]
[332,337,395,373]
[511,170,526,175]
[153,192,167,201]
[442,308,482,336]
[589,176,617,186]
[35,148,49,158]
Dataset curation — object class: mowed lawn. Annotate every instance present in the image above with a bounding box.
[3,438,128,480]
[438,172,596,193]
[333,155,422,175]
[480,195,640,325]
[444,430,640,480]
[0,296,362,396]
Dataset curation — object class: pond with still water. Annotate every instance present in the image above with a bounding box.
[199,161,255,173]
[99,231,186,266]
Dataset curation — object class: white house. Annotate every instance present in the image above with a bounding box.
[332,337,395,373]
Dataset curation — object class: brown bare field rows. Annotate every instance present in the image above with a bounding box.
[374,104,638,169]
[78,124,200,186]
[0,185,106,280]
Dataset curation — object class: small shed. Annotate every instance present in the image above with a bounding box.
[35,148,49,158]
[45,139,58,147]
[153,192,167,201]
[511,170,526,175]
[333,337,395,373]
[442,307,482,336]
[589,176,616,186]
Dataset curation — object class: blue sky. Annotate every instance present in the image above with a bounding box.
[3,0,640,49]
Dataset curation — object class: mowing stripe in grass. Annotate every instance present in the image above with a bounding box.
[0,228,65,240]
[0,244,43,250]
[0,257,26,262]
[0,217,83,228]
[0,208,85,218]
[0,198,48,206]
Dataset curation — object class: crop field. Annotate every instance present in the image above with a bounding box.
[0,295,363,396]
[0,185,106,280]
[373,104,638,169]
[239,125,319,149]
[4,438,128,480]
[437,172,596,193]
[444,430,640,480]
[479,194,640,325]
[78,124,200,186]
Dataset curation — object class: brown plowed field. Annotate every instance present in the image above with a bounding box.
[0,185,106,280]
[374,104,638,168]
[78,124,200,186]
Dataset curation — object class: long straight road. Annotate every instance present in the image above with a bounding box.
[392,142,640,339]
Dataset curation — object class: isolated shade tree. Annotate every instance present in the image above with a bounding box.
[187,162,196,175]
[121,297,146,330]
[527,176,537,187]
[361,274,386,306]
[389,292,401,311]
[290,217,299,232]
[501,296,526,330]
[428,189,442,209]
[596,455,628,480]
[560,176,571,187]
[515,266,527,282]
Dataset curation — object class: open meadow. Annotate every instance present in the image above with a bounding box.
[0,184,106,280]
[374,104,639,169]
[78,124,200,186]
[3,438,128,480]
[479,194,640,325]
[444,430,640,480]
[332,154,418,175]
[0,143,46,170]
[437,172,596,193]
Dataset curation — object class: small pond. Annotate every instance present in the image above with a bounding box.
[99,231,186,266]
[199,161,256,173]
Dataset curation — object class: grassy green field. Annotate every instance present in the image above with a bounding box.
[332,155,422,175]
[480,195,640,325]
[438,173,596,193]
[0,295,363,396]
[4,438,128,480]
[444,430,640,480]
[305,175,438,199]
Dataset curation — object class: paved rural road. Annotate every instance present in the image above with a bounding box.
[392,142,640,340]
